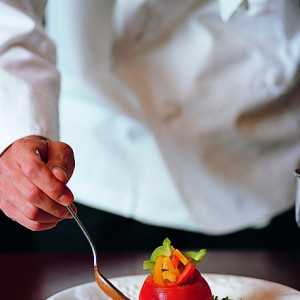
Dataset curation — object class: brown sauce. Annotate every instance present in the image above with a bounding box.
[94,266,131,300]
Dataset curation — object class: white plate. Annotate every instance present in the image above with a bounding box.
[47,273,300,300]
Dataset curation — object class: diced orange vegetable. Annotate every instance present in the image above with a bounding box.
[153,256,164,286]
[173,249,189,265]
[162,256,180,277]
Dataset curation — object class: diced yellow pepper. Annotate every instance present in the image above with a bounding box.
[153,256,164,286]
[162,256,180,277]
[173,249,189,265]
[162,271,177,283]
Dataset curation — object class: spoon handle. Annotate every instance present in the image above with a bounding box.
[67,205,97,266]
[67,206,131,300]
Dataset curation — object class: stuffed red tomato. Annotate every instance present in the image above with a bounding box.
[139,238,212,300]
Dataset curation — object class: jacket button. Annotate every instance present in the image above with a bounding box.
[162,102,181,121]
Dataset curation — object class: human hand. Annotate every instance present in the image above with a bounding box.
[0,136,76,231]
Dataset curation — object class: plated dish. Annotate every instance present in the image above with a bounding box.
[47,273,300,300]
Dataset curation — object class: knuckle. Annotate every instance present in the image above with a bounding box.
[61,143,75,164]
[48,182,64,199]
[63,142,73,153]
[25,186,43,203]
[22,203,40,221]
[10,139,23,150]
[11,139,29,155]
[22,161,40,178]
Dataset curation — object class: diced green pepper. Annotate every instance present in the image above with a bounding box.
[149,237,172,262]
[143,260,155,270]
[184,249,206,265]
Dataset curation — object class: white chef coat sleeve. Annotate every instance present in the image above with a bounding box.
[0,0,60,154]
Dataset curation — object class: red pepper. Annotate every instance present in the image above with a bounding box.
[167,262,195,286]
[171,254,180,268]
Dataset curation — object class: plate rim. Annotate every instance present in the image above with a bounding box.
[47,273,300,299]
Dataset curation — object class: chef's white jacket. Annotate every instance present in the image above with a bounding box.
[1,0,300,234]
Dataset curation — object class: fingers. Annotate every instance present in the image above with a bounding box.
[1,200,60,231]
[0,176,78,231]
[12,138,75,206]
[21,153,74,206]
[5,175,73,219]
[0,174,65,231]
[0,137,76,231]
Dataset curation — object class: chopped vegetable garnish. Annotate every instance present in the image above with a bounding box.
[139,238,213,300]
[143,237,207,287]
[149,237,172,262]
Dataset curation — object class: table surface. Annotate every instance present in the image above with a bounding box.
[1,250,299,300]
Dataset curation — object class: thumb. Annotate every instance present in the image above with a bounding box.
[46,141,75,183]
[52,166,68,183]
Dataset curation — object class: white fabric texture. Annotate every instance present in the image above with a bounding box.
[0,0,59,153]
[1,0,300,234]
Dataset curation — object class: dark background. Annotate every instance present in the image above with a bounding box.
[1,203,300,253]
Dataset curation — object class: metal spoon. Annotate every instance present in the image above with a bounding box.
[294,169,300,228]
[35,149,130,299]
[67,206,131,300]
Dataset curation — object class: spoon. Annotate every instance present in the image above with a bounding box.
[67,206,131,300]
[35,150,130,299]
